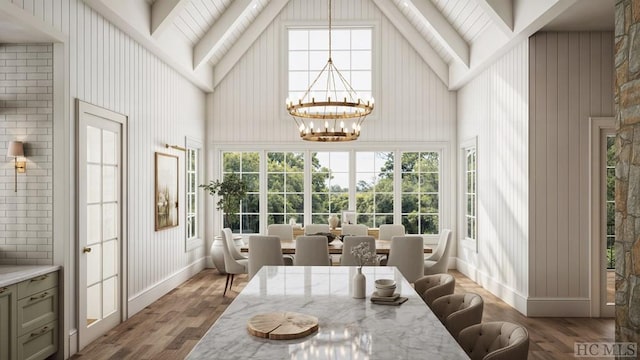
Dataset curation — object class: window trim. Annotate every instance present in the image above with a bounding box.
[185,137,204,252]
[459,137,478,252]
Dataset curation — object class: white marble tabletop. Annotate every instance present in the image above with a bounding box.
[187,266,469,360]
[0,265,60,288]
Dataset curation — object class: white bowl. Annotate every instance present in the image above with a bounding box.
[375,279,396,288]
[376,287,395,297]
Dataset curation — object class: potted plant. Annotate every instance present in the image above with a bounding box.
[200,172,247,274]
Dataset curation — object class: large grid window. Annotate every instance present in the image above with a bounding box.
[186,147,198,240]
[401,152,440,234]
[311,152,349,224]
[267,152,305,225]
[288,27,372,102]
[355,152,394,227]
[222,152,260,234]
[464,147,477,240]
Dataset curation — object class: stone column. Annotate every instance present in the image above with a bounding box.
[615,0,640,345]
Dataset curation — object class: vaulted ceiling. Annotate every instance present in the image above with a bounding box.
[81,0,614,92]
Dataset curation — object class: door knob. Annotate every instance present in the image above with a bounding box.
[83,247,92,253]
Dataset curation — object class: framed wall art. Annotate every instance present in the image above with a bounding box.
[155,152,179,230]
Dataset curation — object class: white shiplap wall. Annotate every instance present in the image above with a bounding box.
[457,40,529,313]
[528,32,614,315]
[8,0,207,321]
[212,0,457,144]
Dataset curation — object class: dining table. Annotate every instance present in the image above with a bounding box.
[187,266,468,359]
[240,238,433,255]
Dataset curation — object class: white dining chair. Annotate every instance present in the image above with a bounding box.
[340,236,377,266]
[221,228,248,296]
[267,224,294,241]
[248,235,285,280]
[386,235,424,283]
[378,224,405,240]
[424,229,452,275]
[341,224,368,236]
[294,235,331,266]
[304,224,331,235]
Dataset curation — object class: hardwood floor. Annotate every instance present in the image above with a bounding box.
[71,268,613,360]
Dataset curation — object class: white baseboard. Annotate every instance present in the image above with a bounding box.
[526,297,591,317]
[447,257,456,269]
[127,257,206,317]
[456,257,527,315]
[68,329,78,357]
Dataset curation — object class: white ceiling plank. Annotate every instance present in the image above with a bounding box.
[406,0,470,67]
[0,0,66,42]
[213,0,290,88]
[372,0,449,86]
[192,0,255,70]
[84,0,214,92]
[473,0,513,35]
[151,0,190,37]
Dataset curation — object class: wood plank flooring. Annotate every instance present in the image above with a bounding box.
[71,269,613,360]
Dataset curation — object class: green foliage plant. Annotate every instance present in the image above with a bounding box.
[200,172,247,228]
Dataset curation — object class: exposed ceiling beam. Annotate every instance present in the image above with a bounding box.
[405,0,470,67]
[473,0,513,35]
[213,0,290,88]
[151,0,189,37]
[193,0,255,70]
[84,0,214,92]
[449,0,578,89]
[372,0,449,86]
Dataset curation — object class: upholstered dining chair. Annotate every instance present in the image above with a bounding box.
[304,224,331,235]
[378,224,405,240]
[457,322,529,360]
[221,228,248,296]
[341,224,368,236]
[248,235,286,280]
[386,235,424,283]
[424,229,452,275]
[431,293,484,339]
[267,224,294,241]
[294,235,331,266]
[340,236,377,266]
[414,273,456,307]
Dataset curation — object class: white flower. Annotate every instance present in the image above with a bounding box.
[350,242,375,268]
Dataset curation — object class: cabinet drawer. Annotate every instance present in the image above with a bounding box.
[17,272,57,299]
[17,288,57,336]
[17,321,57,360]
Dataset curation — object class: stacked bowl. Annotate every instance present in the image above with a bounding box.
[374,279,396,297]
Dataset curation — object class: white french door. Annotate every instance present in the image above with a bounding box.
[77,100,127,348]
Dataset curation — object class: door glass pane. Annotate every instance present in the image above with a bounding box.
[87,164,102,203]
[87,283,102,325]
[86,244,102,286]
[103,276,117,317]
[87,204,101,245]
[103,240,117,279]
[87,126,101,163]
[103,165,117,202]
[102,130,117,165]
[103,203,117,240]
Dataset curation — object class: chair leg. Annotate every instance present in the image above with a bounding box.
[229,274,235,290]
[223,274,231,296]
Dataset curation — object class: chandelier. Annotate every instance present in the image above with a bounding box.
[285,0,374,142]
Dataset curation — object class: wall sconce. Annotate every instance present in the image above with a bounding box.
[7,141,25,192]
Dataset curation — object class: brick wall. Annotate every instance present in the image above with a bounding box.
[0,44,53,265]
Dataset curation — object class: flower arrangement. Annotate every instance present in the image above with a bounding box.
[351,242,376,269]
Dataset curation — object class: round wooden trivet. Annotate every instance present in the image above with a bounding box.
[247,312,318,340]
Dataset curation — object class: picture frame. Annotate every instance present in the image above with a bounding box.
[342,209,356,225]
[155,152,179,231]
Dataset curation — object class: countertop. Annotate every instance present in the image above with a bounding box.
[187,266,468,360]
[0,265,61,288]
